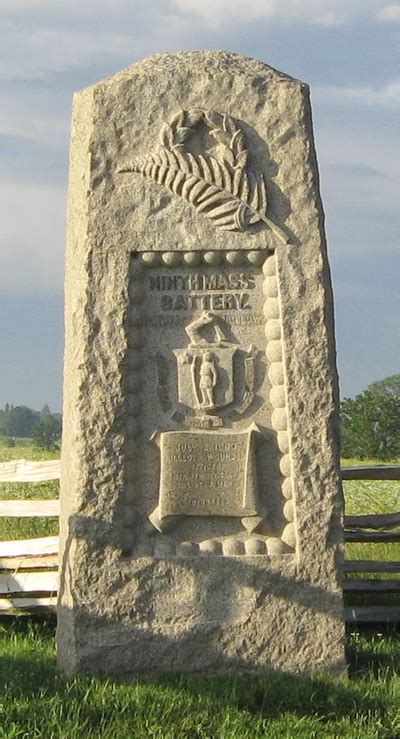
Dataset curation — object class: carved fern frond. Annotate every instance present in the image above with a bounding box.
[118,108,289,242]
[121,150,269,232]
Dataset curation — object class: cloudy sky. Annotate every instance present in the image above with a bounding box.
[0,0,399,411]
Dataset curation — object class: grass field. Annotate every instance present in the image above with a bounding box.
[342,457,400,574]
[0,619,399,738]
[0,439,60,462]
[0,443,399,737]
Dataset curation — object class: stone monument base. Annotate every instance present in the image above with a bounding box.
[57,552,345,677]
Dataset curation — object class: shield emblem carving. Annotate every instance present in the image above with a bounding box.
[174,344,237,412]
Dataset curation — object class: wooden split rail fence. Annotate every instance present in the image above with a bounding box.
[0,459,60,615]
[1,459,400,623]
[342,465,400,624]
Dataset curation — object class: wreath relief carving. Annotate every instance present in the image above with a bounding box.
[119,109,287,242]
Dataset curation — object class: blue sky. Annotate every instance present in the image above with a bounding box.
[0,0,399,411]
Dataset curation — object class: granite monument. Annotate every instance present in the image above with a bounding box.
[57,51,346,676]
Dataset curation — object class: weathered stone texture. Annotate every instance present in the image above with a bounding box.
[57,51,346,678]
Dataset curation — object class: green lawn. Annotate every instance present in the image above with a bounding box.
[0,619,399,738]
[341,456,400,581]
[0,439,60,461]
[0,444,399,737]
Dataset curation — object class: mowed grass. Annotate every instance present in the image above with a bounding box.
[342,457,400,573]
[0,445,400,736]
[0,438,60,462]
[0,619,399,738]
[340,458,400,613]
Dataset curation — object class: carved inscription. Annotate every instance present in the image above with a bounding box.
[142,314,264,328]
[154,430,259,522]
[148,271,256,312]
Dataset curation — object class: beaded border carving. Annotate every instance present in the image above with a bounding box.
[124,250,296,557]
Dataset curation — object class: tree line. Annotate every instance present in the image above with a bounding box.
[340,374,400,460]
[0,404,61,450]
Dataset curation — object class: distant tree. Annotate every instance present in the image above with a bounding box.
[368,374,400,400]
[4,403,9,413]
[41,404,51,416]
[0,406,36,438]
[341,378,400,460]
[32,415,61,451]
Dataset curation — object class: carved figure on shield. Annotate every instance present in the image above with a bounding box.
[174,312,237,414]
[198,351,218,409]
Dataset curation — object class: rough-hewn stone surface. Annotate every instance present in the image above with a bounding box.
[57,51,346,678]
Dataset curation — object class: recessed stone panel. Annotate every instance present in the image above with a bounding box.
[126,251,288,554]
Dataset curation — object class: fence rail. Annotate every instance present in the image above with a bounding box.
[343,464,400,624]
[0,459,60,483]
[341,465,400,480]
[0,460,399,621]
[0,500,60,517]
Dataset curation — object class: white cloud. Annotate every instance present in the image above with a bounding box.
[0,89,69,147]
[0,0,394,86]
[314,11,340,26]
[318,125,399,190]
[0,0,157,13]
[0,183,66,295]
[171,0,384,27]
[378,3,400,20]
[314,80,400,109]
[0,23,144,81]
[316,124,400,258]
[0,6,192,82]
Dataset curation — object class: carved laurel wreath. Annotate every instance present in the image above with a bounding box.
[119,109,287,242]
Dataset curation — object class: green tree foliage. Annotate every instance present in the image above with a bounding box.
[341,377,400,460]
[32,414,61,451]
[0,405,37,437]
[368,373,400,400]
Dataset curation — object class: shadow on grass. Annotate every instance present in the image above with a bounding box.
[0,617,399,727]
[346,625,400,679]
[0,616,57,697]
